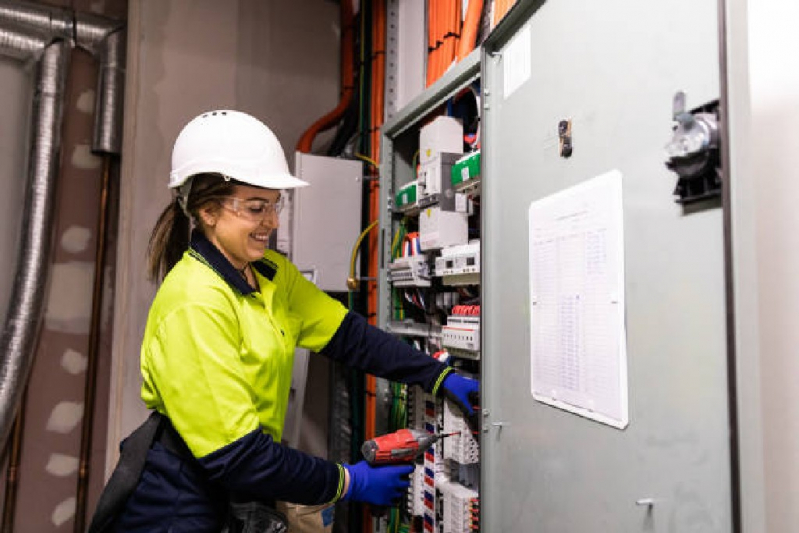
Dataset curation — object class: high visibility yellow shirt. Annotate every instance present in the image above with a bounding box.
[140,234,347,458]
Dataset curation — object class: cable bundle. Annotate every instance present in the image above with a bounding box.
[402,232,423,257]
[427,0,485,86]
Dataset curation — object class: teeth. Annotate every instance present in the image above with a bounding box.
[251,233,269,242]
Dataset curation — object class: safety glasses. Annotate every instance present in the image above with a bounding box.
[221,196,285,223]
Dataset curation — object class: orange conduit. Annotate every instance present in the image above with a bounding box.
[428,0,475,86]
[457,0,484,60]
[366,0,387,445]
[364,2,386,527]
[296,0,355,153]
[493,0,517,28]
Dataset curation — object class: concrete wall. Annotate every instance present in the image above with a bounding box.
[107,0,341,469]
[727,0,799,531]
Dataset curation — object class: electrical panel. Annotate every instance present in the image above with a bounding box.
[379,73,482,533]
[280,152,363,292]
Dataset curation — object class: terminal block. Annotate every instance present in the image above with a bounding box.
[442,305,480,359]
[388,255,431,287]
[435,241,480,286]
[443,400,480,465]
[408,466,426,518]
[386,319,432,339]
[439,478,480,533]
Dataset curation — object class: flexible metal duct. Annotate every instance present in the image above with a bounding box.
[0,1,125,451]
[93,27,125,154]
[0,1,120,51]
[0,1,125,153]
[0,37,69,453]
[0,21,45,60]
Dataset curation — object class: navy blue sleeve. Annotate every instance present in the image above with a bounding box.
[320,312,452,394]
[197,428,344,505]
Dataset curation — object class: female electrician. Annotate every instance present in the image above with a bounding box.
[113,110,479,532]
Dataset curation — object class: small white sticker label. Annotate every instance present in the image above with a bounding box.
[503,23,532,100]
[455,193,468,213]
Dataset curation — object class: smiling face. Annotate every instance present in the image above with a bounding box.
[199,184,281,270]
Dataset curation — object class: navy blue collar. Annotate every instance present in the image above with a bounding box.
[189,230,276,295]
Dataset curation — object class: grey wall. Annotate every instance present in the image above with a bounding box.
[728,0,799,531]
[108,0,341,469]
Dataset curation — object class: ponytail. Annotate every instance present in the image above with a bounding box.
[147,199,190,282]
[146,174,239,282]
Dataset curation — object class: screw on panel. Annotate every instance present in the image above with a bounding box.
[635,498,655,508]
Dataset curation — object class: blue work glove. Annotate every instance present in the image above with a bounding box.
[441,372,480,432]
[342,461,413,506]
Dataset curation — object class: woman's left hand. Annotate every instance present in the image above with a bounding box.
[441,372,480,432]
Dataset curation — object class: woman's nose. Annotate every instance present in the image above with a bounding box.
[262,208,279,228]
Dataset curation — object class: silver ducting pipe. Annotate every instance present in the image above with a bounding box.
[93,27,125,154]
[0,0,124,154]
[0,1,120,51]
[0,38,69,453]
[75,11,121,53]
[0,0,125,459]
[0,22,45,61]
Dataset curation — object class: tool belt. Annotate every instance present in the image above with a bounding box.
[87,412,287,533]
[222,500,288,533]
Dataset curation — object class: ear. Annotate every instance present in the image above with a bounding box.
[198,205,218,228]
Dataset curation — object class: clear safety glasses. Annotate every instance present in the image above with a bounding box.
[221,196,285,223]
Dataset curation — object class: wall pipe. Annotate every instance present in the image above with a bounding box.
[74,154,113,533]
[0,1,125,154]
[1,395,26,531]
[0,20,46,59]
[296,0,354,153]
[0,32,70,491]
[0,2,125,529]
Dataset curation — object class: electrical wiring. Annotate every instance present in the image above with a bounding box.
[457,0,484,60]
[347,219,378,290]
[354,153,379,170]
[296,0,355,153]
[364,5,387,529]
[391,220,408,260]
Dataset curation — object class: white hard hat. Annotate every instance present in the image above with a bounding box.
[169,110,308,190]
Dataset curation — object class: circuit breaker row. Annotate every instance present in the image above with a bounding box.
[386,115,482,533]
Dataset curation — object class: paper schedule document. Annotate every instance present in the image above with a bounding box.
[528,170,628,429]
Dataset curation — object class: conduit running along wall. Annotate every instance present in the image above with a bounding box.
[0,0,124,456]
[0,35,70,468]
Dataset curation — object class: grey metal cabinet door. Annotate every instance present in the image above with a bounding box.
[481,1,732,531]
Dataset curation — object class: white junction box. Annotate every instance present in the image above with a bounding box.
[419,116,463,164]
[284,152,362,292]
[419,206,468,251]
[435,241,480,285]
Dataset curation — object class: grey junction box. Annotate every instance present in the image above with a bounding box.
[289,152,363,292]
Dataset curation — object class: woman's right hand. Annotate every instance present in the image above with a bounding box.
[341,461,414,506]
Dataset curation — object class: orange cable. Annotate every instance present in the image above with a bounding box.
[296,0,355,152]
[457,0,484,60]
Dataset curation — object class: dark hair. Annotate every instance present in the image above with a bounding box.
[147,174,238,281]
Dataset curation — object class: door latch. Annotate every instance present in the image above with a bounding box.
[664,91,721,204]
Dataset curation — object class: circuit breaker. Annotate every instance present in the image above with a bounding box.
[380,82,482,533]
